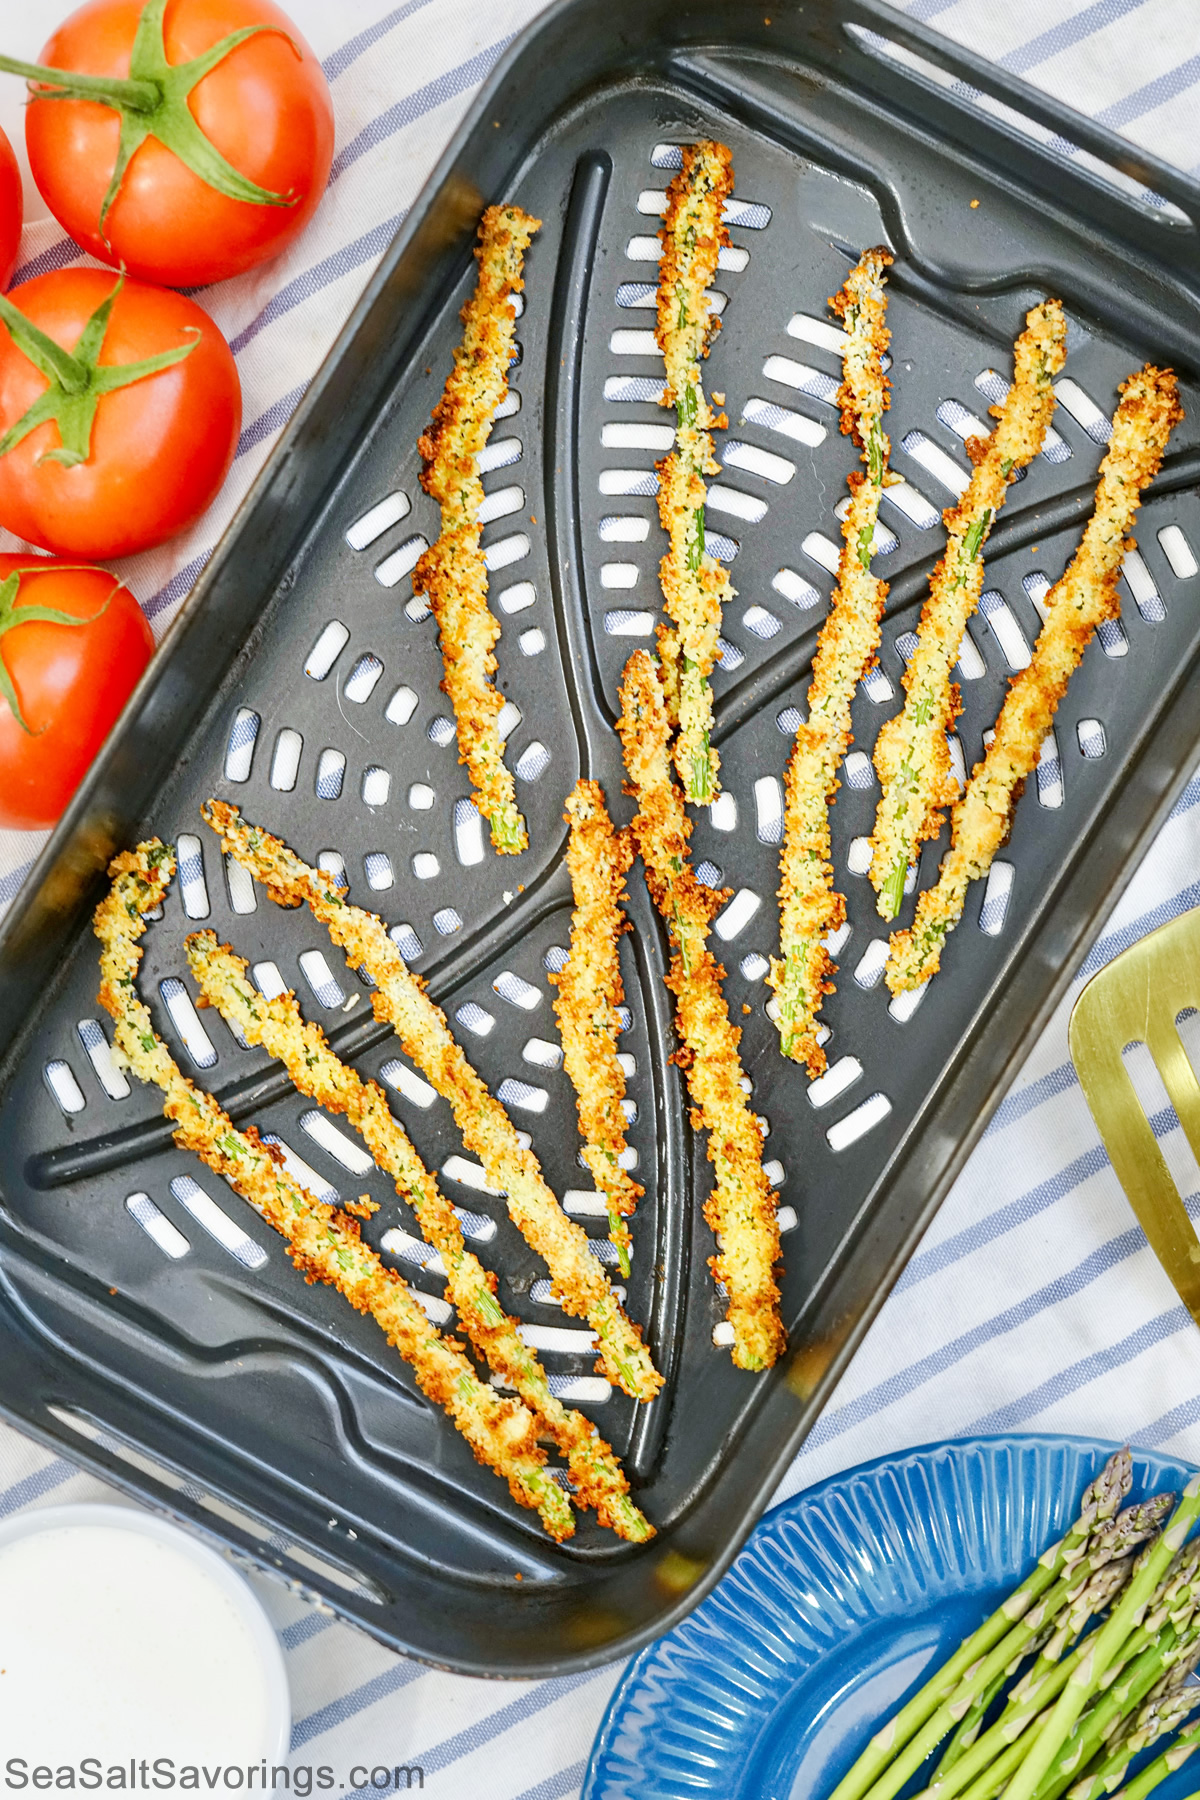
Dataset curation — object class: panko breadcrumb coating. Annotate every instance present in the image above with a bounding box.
[186,930,652,1542]
[617,651,784,1371]
[769,247,895,1076]
[549,781,644,1276]
[654,141,736,804]
[868,299,1068,919]
[201,800,664,1403]
[887,365,1183,993]
[94,844,574,1542]
[415,204,539,854]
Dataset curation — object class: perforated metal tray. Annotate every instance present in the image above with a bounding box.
[2,0,1200,1677]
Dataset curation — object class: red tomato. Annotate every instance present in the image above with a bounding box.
[0,556,153,830]
[0,126,22,292]
[0,268,241,559]
[24,0,334,288]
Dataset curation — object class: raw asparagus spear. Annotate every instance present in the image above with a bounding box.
[861,1500,1161,1800]
[1037,1545,1200,1800]
[828,1452,1132,1800]
[1033,1623,1199,1800]
[1075,1653,1200,1797]
[921,1553,1147,1800]
[1089,1725,1200,1800]
[937,1673,1012,1775]
[1003,1502,1179,1722]
[1000,1475,1200,1800]
[944,1539,1200,1800]
[1009,1522,1190,1723]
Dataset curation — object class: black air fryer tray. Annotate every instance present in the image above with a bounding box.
[2,0,1200,1676]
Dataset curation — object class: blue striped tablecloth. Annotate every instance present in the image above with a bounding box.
[1,0,1200,1793]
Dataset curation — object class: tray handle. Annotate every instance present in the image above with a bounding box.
[833,0,1200,293]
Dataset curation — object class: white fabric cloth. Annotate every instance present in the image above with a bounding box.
[1,1,1199,1793]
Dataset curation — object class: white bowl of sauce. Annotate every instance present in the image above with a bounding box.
[0,1503,291,1765]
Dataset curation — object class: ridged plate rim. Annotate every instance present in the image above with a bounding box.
[582,1432,1200,1800]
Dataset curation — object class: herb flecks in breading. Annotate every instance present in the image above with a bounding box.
[201,800,664,1403]
[416,203,539,854]
[654,140,736,804]
[769,247,894,1075]
[868,299,1068,919]
[887,365,1182,992]
[549,781,643,1276]
[617,651,784,1371]
[94,845,574,1542]
[186,931,651,1542]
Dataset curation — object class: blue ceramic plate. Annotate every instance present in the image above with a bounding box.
[584,1434,1200,1800]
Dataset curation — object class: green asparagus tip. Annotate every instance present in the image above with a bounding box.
[686,752,714,806]
[879,859,907,920]
[491,806,528,854]
[609,1210,632,1279]
[618,1498,656,1544]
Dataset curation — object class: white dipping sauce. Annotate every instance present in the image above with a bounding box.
[0,1521,275,1761]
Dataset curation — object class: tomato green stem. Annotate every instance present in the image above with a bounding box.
[0,568,118,733]
[0,56,158,111]
[0,0,300,237]
[0,272,200,469]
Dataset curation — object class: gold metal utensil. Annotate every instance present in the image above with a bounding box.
[1070,905,1200,1324]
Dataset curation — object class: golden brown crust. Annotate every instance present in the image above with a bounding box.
[887,365,1183,992]
[201,801,664,1403]
[186,930,651,1542]
[93,845,574,1542]
[868,300,1068,919]
[654,140,736,804]
[415,203,540,854]
[548,781,643,1276]
[768,247,894,1075]
[616,651,784,1371]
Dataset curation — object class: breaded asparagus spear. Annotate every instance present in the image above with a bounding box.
[415,203,539,854]
[94,844,574,1542]
[616,650,784,1371]
[769,246,894,1074]
[887,367,1182,994]
[186,930,653,1543]
[548,781,644,1277]
[654,140,736,804]
[868,299,1068,919]
[201,800,664,1403]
